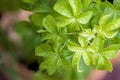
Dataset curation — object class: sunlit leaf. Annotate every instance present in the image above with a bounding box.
[82,0,92,9]
[55,16,72,27]
[67,41,82,52]
[69,22,80,32]
[54,0,73,17]
[99,13,112,27]
[83,51,94,65]
[43,15,57,33]
[68,0,82,17]
[104,31,118,38]
[104,18,120,31]
[96,56,112,72]
[78,36,88,47]
[72,52,82,72]
[77,11,93,24]
[91,37,104,51]
[40,55,57,75]
[101,44,120,59]
[35,44,53,57]
[79,29,95,41]
[87,45,96,53]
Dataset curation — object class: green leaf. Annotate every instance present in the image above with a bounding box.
[77,11,93,24]
[72,52,82,72]
[54,0,73,17]
[41,32,57,41]
[55,16,72,27]
[22,0,34,3]
[91,37,104,51]
[69,22,80,32]
[61,50,72,57]
[83,51,94,65]
[59,27,67,34]
[113,0,120,10]
[30,13,47,26]
[67,41,82,52]
[78,36,88,47]
[35,44,53,57]
[58,58,70,71]
[40,55,57,75]
[96,56,112,72]
[93,0,101,3]
[87,45,96,53]
[82,0,92,9]
[104,31,118,38]
[43,15,57,33]
[79,29,95,41]
[68,0,82,17]
[101,44,120,59]
[104,18,120,31]
[94,29,104,39]
[55,36,64,49]
[99,13,112,27]
[33,3,51,13]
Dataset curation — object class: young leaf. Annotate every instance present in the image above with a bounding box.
[54,0,73,17]
[35,44,53,57]
[55,16,72,27]
[67,41,82,52]
[30,13,47,26]
[77,11,93,24]
[96,56,112,72]
[82,0,92,9]
[68,0,82,17]
[72,52,82,72]
[101,44,120,59]
[79,29,95,41]
[40,55,57,75]
[99,13,112,27]
[91,37,104,51]
[104,31,118,38]
[43,15,57,33]
[78,36,88,48]
[41,32,57,41]
[104,18,120,31]
[53,36,63,50]
[87,45,96,53]
[83,51,94,66]
[69,22,80,32]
